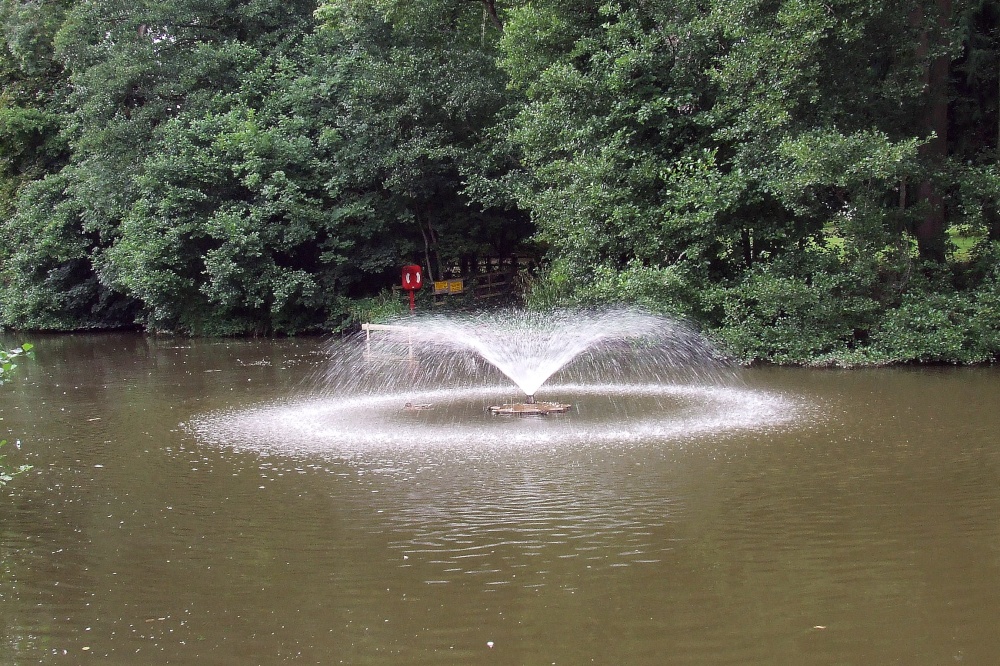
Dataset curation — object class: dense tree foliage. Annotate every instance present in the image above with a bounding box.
[1,0,998,362]
[502,0,1000,364]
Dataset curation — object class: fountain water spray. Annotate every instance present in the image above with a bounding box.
[325,307,729,414]
[189,307,803,454]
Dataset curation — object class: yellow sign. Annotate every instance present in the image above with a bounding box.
[434,279,465,295]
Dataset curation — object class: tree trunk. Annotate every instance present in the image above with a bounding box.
[992,52,1000,242]
[480,0,503,32]
[419,222,436,284]
[740,229,753,269]
[914,0,951,262]
[986,207,1000,242]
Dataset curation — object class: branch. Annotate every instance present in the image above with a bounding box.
[478,0,503,32]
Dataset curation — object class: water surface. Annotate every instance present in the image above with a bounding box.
[1,334,999,664]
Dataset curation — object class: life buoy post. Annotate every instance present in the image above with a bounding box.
[401,264,423,311]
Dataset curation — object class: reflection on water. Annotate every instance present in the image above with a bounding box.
[1,334,1000,664]
[385,459,680,587]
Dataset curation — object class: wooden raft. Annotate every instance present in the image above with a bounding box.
[488,402,572,416]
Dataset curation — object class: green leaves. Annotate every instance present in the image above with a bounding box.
[777,130,922,188]
[0,439,33,486]
[503,0,1000,364]
[1,0,998,363]
[0,343,33,486]
[0,343,33,385]
[503,0,719,278]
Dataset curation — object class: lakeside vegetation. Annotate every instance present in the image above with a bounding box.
[0,342,33,487]
[1,0,998,365]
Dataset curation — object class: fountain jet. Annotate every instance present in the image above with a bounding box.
[331,307,727,416]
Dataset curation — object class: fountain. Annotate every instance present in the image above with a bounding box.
[349,308,720,416]
[189,307,802,455]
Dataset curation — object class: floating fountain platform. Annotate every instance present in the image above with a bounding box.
[488,401,572,416]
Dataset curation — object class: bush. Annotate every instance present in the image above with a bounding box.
[871,277,1000,364]
[525,258,704,320]
[343,291,406,329]
[711,257,880,365]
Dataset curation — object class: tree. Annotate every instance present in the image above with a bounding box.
[2,0,997,362]
[499,0,727,280]
[0,0,72,208]
[2,0,325,333]
[315,0,533,285]
[502,0,999,362]
[3,0,534,334]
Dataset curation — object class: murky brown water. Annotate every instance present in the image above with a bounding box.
[1,333,999,664]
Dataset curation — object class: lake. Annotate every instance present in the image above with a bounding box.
[2,333,999,664]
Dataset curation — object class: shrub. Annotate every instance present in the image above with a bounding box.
[712,259,880,365]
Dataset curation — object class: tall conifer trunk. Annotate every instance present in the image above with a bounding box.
[915,0,952,262]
